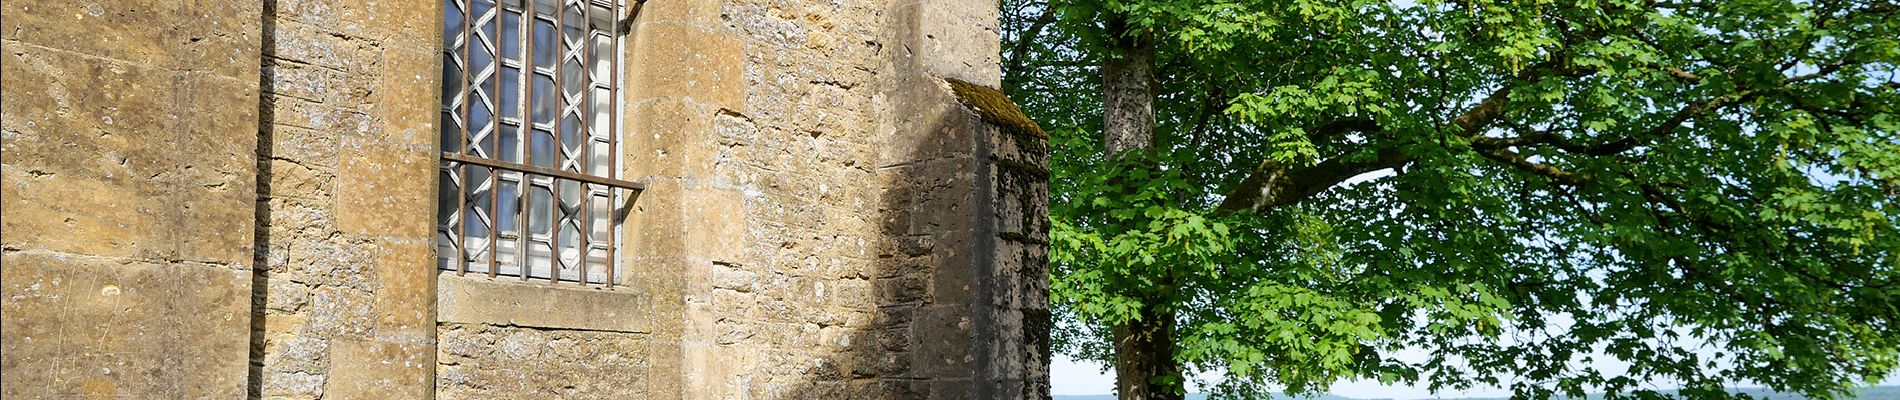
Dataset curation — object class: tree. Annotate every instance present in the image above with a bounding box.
[1002,0,1900,399]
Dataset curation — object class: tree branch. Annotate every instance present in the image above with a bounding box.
[1471,147,1591,186]
[1474,91,1754,158]
[1214,147,1410,214]
[1003,2,1060,86]
[1213,62,1574,214]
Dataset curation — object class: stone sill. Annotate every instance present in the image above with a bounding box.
[436,273,652,333]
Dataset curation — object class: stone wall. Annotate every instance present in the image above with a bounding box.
[0,0,1048,398]
[618,0,1051,398]
[252,0,439,398]
[1,0,263,397]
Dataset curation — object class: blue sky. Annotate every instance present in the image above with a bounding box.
[1051,353,1524,399]
[1052,354,1900,399]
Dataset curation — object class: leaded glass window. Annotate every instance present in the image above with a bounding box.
[439,0,635,285]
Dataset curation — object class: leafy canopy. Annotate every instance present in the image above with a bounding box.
[1003,0,1900,398]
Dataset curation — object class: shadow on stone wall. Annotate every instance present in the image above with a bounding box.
[246,0,280,397]
[769,3,1054,394]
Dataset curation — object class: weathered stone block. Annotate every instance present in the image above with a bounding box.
[266,19,367,72]
[1,0,261,79]
[336,138,435,238]
[0,252,250,398]
[373,46,445,151]
[325,338,433,399]
[625,99,720,180]
[629,23,747,109]
[371,239,437,339]
[912,305,975,378]
[682,187,751,263]
[436,275,651,333]
[639,0,722,27]
[436,323,651,399]
[2,44,259,265]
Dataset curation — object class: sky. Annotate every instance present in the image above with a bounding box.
[1051,354,1900,399]
[1051,353,1521,399]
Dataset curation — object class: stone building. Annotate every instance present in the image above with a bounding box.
[0,0,1051,398]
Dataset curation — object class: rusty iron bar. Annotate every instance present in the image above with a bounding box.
[550,0,566,285]
[445,152,643,191]
[487,6,503,278]
[577,0,594,286]
[453,0,474,277]
[518,0,537,281]
[440,0,629,285]
[604,0,619,288]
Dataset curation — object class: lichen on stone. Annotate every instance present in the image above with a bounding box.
[944,78,1046,138]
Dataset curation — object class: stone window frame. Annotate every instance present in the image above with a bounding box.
[437,0,641,287]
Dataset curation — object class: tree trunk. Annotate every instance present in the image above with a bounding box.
[1113,303,1184,400]
[1101,23,1155,157]
[1101,18,1183,400]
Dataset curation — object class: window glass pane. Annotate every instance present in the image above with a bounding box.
[471,0,493,18]
[463,209,489,266]
[591,34,611,82]
[532,74,556,123]
[465,165,491,200]
[529,184,553,236]
[561,114,582,164]
[590,192,611,239]
[438,168,459,225]
[440,110,461,153]
[558,221,581,278]
[563,59,583,97]
[442,54,462,104]
[470,37,493,78]
[559,180,582,213]
[563,5,583,36]
[591,88,610,140]
[463,166,492,245]
[530,128,556,168]
[532,19,556,65]
[478,2,498,47]
[500,10,521,61]
[497,178,519,233]
[469,100,493,156]
[590,140,609,176]
[499,66,519,119]
[444,0,464,44]
[472,0,496,83]
[437,231,456,270]
[526,239,552,279]
[499,122,520,163]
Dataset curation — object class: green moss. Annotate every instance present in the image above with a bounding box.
[945,78,1047,138]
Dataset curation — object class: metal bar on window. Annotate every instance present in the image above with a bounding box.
[454,0,474,277]
[517,0,533,282]
[445,152,643,191]
[488,7,504,278]
[577,0,594,287]
[439,0,625,285]
[552,0,568,285]
[605,0,620,289]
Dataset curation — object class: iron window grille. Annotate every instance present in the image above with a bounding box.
[439,0,637,286]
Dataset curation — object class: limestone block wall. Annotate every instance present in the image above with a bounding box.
[252,0,440,398]
[621,2,892,398]
[1,0,263,397]
[611,0,1051,398]
[0,0,1048,398]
